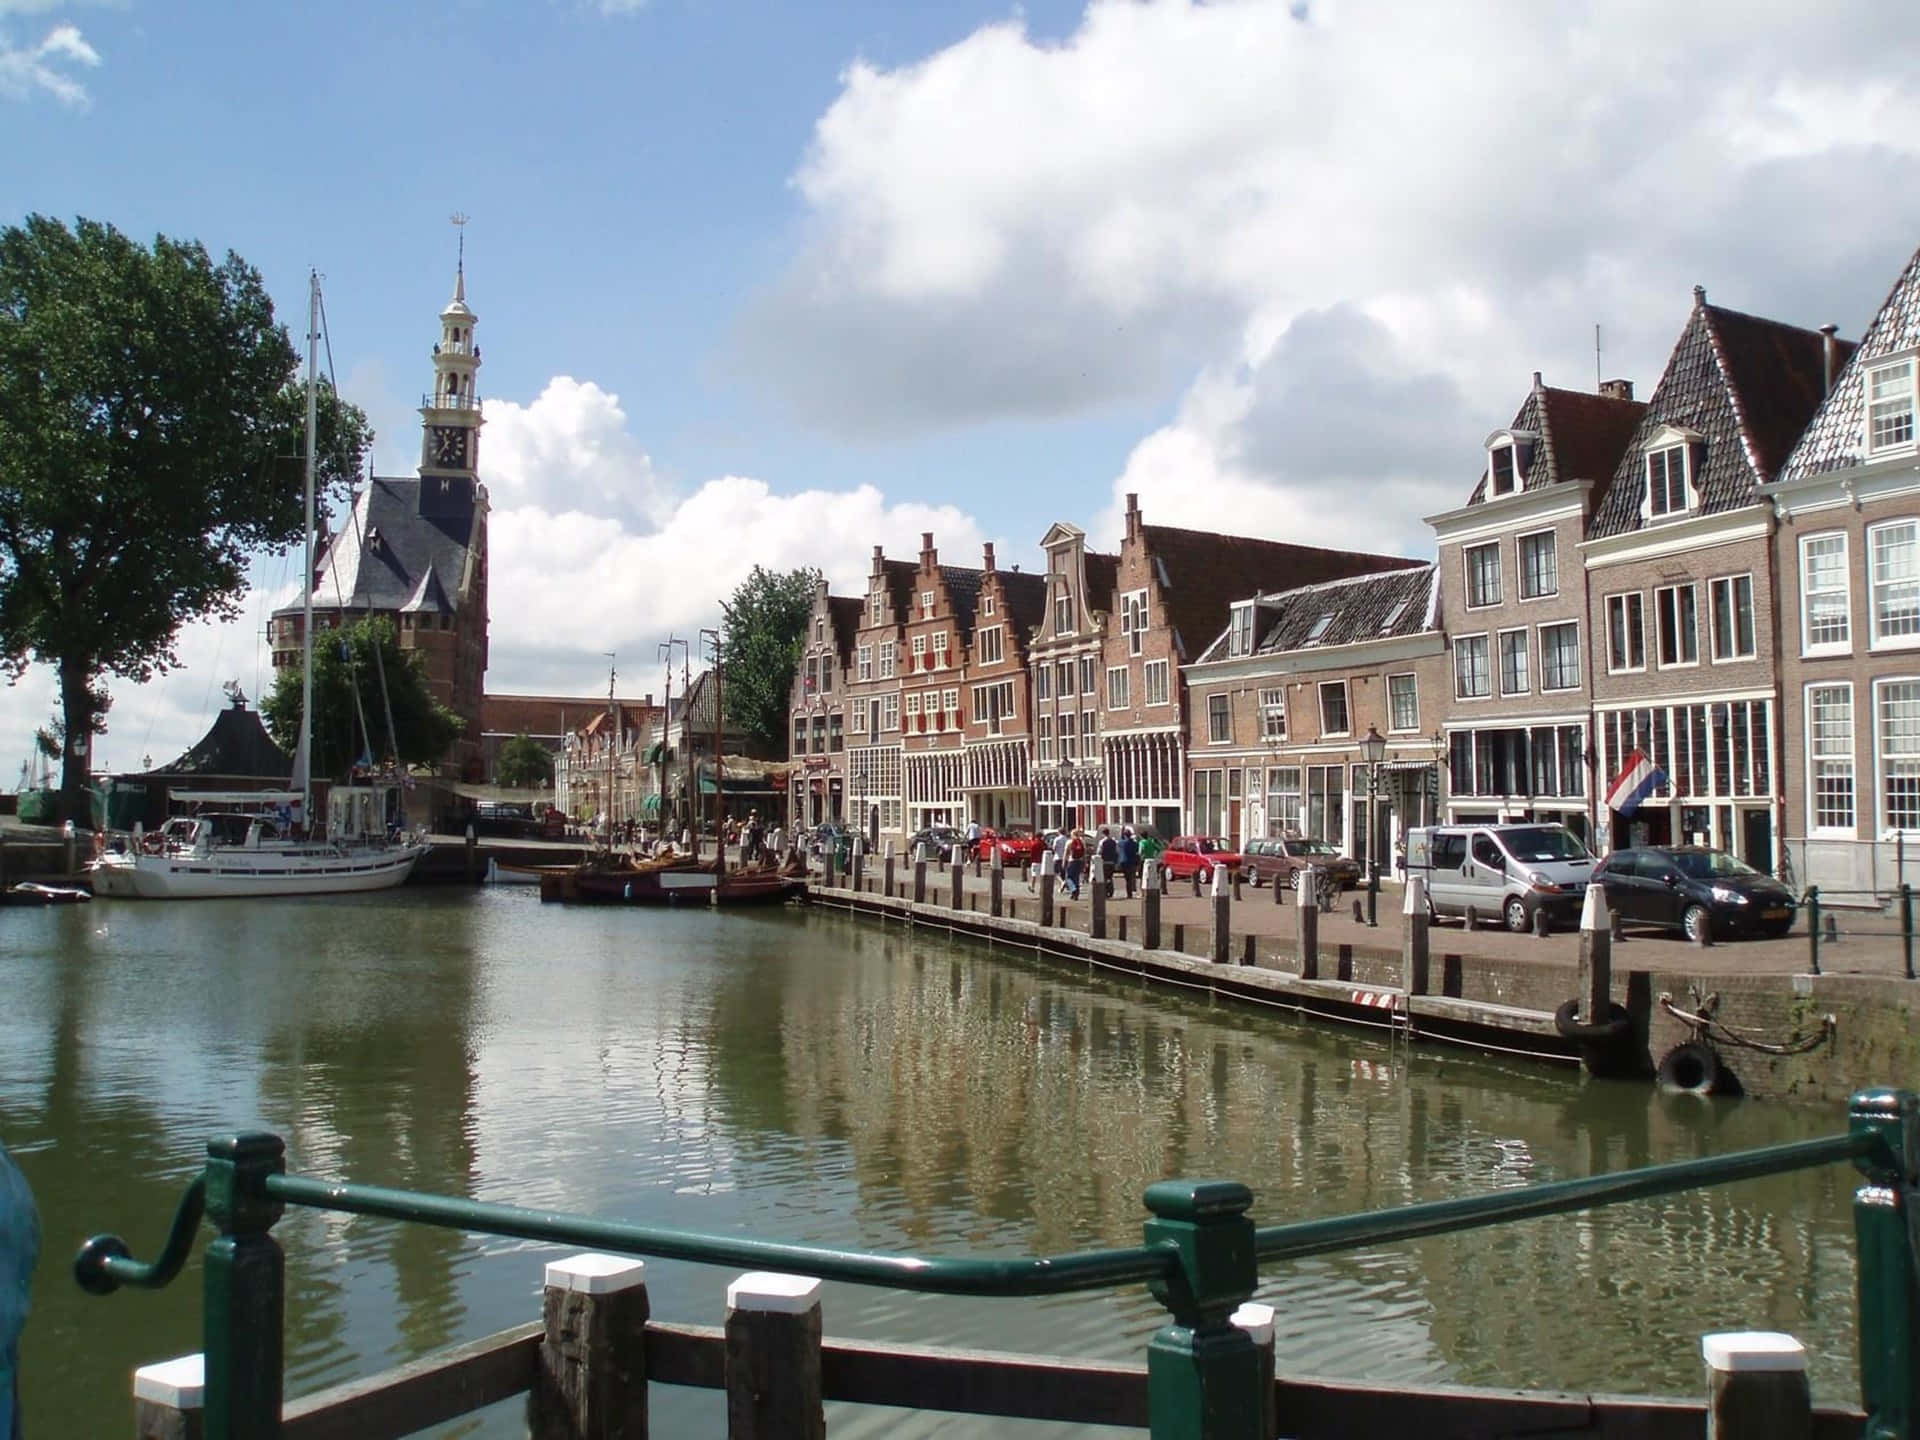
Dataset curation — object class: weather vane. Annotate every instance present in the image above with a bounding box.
[450,211,469,267]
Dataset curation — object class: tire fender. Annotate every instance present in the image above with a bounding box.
[1553,999,1631,1044]
[1656,1041,1723,1096]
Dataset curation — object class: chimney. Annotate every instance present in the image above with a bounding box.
[1820,324,1839,395]
[1599,378,1634,402]
[871,543,884,575]
[1125,491,1141,540]
[1693,284,1707,307]
[982,541,996,573]
[920,531,936,569]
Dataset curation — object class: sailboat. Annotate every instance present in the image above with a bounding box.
[87,273,430,899]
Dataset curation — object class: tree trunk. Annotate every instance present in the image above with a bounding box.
[58,656,97,824]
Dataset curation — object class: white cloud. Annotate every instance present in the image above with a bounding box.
[0,20,99,106]
[480,376,674,527]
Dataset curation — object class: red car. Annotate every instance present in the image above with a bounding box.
[977,825,1044,867]
[1160,835,1243,883]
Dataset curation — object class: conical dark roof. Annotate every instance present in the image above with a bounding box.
[152,699,291,779]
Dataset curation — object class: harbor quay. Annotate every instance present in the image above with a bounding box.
[808,852,1917,1106]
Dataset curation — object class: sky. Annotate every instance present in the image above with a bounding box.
[5,0,1920,779]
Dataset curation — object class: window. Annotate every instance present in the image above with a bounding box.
[1540,623,1580,691]
[1518,531,1557,599]
[792,717,806,754]
[1080,656,1096,694]
[1305,765,1345,845]
[1388,674,1418,732]
[1808,684,1855,833]
[1054,587,1073,635]
[1606,593,1645,672]
[982,593,996,617]
[829,714,844,751]
[1709,575,1756,661]
[932,630,950,666]
[1259,687,1287,740]
[1035,665,1051,700]
[1230,603,1254,656]
[1465,543,1502,608]
[1083,706,1098,739]
[977,625,1003,665]
[1499,628,1529,696]
[919,590,934,619]
[1801,533,1851,652]
[1489,442,1519,496]
[1192,769,1225,836]
[1265,766,1302,835]
[1869,359,1916,454]
[1144,660,1170,706]
[944,689,959,724]
[910,634,927,669]
[804,656,819,694]
[1379,599,1408,633]
[857,644,873,681]
[972,680,1014,733]
[1305,613,1333,644]
[1454,635,1490,699]
[905,692,921,724]
[1647,445,1689,517]
[820,659,834,693]
[1207,693,1231,743]
[1060,710,1078,761]
[882,694,899,731]
[1107,666,1130,709]
[1056,660,1073,696]
[1318,681,1349,736]
[1656,584,1699,667]
[878,644,895,680]
[851,703,866,734]
[1871,519,1920,646]
[1037,716,1052,761]
[1122,590,1148,655]
[1880,680,1920,832]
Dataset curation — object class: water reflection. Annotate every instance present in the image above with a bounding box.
[0,893,1864,1438]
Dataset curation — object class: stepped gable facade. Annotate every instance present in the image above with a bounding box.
[1765,243,1920,891]
[840,548,921,844]
[959,544,1048,833]
[1428,375,1645,837]
[1028,522,1119,832]
[899,534,986,836]
[790,579,866,829]
[1584,288,1851,866]
[273,256,490,778]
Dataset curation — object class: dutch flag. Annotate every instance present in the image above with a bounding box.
[1604,748,1668,817]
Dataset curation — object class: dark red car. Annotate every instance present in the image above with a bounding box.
[1160,835,1243,883]
[977,825,1044,867]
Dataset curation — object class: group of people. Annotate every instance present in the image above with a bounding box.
[1033,824,1160,901]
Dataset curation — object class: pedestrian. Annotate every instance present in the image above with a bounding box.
[965,816,983,861]
[1118,825,1140,898]
[1097,827,1119,897]
[1,1135,38,1440]
[1066,828,1087,900]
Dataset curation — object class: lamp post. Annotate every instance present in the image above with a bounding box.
[1362,724,1387,927]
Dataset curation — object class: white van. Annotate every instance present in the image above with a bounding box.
[1406,823,1598,933]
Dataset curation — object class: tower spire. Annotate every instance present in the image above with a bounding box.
[450,211,468,304]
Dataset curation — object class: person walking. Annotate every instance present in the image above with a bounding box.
[1118,825,1140,898]
[1097,827,1119,897]
[1065,828,1087,900]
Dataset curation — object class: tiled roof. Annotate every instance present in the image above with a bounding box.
[1465,384,1645,506]
[153,701,291,778]
[938,564,985,637]
[999,570,1048,642]
[1781,244,1920,481]
[1588,297,1848,539]
[1085,551,1119,615]
[1195,564,1438,663]
[882,559,918,628]
[286,477,479,617]
[827,595,864,662]
[1140,524,1423,661]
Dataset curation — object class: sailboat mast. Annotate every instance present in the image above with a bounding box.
[296,270,319,828]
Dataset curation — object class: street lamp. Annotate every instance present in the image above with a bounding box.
[1361,723,1387,927]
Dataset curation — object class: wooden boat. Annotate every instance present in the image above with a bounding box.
[539,851,803,907]
[6,882,91,906]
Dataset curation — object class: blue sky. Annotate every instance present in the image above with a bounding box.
[6,0,1920,776]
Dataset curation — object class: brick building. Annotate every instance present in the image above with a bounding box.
[789,580,863,829]
[959,544,1047,832]
[1765,243,1920,896]
[842,546,920,847]
[1028,523,1118,833]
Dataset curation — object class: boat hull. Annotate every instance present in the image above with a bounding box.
[88,844,426,899]
[540,862,802,907]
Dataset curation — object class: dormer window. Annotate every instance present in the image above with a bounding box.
[1305,613,1333,644]
[1490,443,1519,496]
[1229,602,1254,657]
[1869,358,1917,454]
[1641,425,1702,522]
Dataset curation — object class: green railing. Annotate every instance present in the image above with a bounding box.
[76,1088,1920,1440]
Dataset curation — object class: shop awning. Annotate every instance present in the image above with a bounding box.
[643,742,666,764]
[698,775,776,796]
[640,794,662,814]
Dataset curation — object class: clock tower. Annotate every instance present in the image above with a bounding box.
[419,240,482,508]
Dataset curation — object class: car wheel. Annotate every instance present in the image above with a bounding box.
[1503,895,1531,933]
[1683,904,1713,945]
[1198,864,1213,883]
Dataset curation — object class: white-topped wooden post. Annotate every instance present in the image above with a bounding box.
[1297,866,1320,979]
[1579,882,1612,1025]
[725,1272,824,1440]
[1702,1331,1809,1440]
[1402,874,1430,996]
[989,842,1004,917]
[531,1254,650,1440]
[883,842,896,899]
[1039,848,1057,928]
[1090,855,1108,938]
[1210,861,1231,964]
[950,855,964,910]
[1231,1302,1277,1440]
[133,1353,205,1440]
[1142,858,1162,949]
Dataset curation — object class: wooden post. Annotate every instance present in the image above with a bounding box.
[1578,882,1611,1025]
[465,823,477,883]
[725,1272,824,1440]
[1232,869,1244,903]
[1231,1303,1277,1440]
[1702,1332,1809,1440]
[62,818,76,876]
[531,1254,650,1440]
[1091,857,1108,939]
[1190,869,1202,898]
[1297,866,1320,980]
[990,846,1004,918]
[851,839,865,892]
[1040,849,1056,928]
[1402,874,1430,996]
[883,846,895,900]
[1211,864,1231,965]
[1172,922,1186,952]
[1142,859,1162,949]
[913,853,927,904]
[823,845,837,889]
[133,1354,205,1440]
[950,859,964,911]
[1272,870,1285,907]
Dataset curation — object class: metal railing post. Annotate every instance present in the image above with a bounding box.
[1904,884,1915,983]
[1143,1181,1263,1440]
[203,1132,287,1440]
[1851,1089,1920,1440]
[1808,888,1822,976]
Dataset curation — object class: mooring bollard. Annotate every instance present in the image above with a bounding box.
[1701,1332,1809,1440]
[823,845,837,889]
[1142,858,1162,949]
[1402,875,1429,996]
[1211,864,1231,965]
[133,1354,204,1440]
[1091,856,1108,939]
[1040,849,1057,928]
[913,849,927,905]
[1191,869,1202,899]
[1807,887,1822,975]
[950,859,964,911]
[1904,883,1916,981]
[464,822,477,883]
[1579,883,1611,1025]
[1297,866,1320,979]
[532,1254,650,1439]
[990,845,1004,918]
[726,1272,825,1440]
[883,845,896,901]
[1232,867,1244,903]
[1273,869,1285,907]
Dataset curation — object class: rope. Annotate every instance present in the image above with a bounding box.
[1658,991,1834,1057]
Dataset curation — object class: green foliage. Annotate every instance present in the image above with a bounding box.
[263,616,463,778]
[0,215,371,796]
[719,565,821,756]
[494,732,554,788]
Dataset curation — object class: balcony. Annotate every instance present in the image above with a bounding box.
[421,392,484,411]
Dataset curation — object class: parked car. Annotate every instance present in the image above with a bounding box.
[808,823,853,861]
[1239,835,1361,892]
[1160,835,1243,883]
[977,825,1044,868]
[1408,823,1597,933]
[1592,846,1796,942]
[907,825,965,861]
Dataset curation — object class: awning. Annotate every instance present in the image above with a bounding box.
[644,742,666,764]
[699,775,777,796]
[640,794,662,814]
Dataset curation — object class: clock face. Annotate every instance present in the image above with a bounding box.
[432,426,468,468]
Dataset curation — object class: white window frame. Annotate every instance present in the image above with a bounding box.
[1517,528,1557,600]
[943,688,959,723]
[1318,680,1351,737]
[1869,518,1920,651]
[982,592,996,617]
[1454,633,1491,700]
[1060,709,1078,761]
[932,629,950,667]
[878,643,895,680]
[857,644,873,682]
[1035,665,1051,701]
[919,590,935,619]
[1800,531,1852,657]
[1488,441,1520,497]
[1538,621,1580,693]
[1144,659,1171,707]
[1107,666,1130,710]
[1606,592,1646,673]
[1037,715,1053,761]
[1080,655,1096,695]
[1806,682,1856,836]
[851,703,866,735]
[1877,676,1920,834]
[1709,573,1757,663]
[976,624,1004,665]
[1387,673,1418,733]
[1054,587,1073,636]
[1207,693,1231,744]
[910,634,928,669]
[1498,626,1530,697]
[1644,442,1693,520]
[882,694,899,731]
[1229,603,1255,657]
[1463,542,1502,610]
[1122,589,1148,656]
[1867,356,1917,456]
[1259,687,1287,740]
[1655,583,1700,669]
[867,586,883,624]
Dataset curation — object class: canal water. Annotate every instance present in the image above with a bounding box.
[1,889,1865,1435]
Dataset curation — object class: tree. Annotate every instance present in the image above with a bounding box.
[495,733,554,789]
[0,215,371,806]
[263,616,463,779]
[719,565,821,756]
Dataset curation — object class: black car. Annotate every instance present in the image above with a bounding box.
[907,825,965,861]
[1592,846,1796,942]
